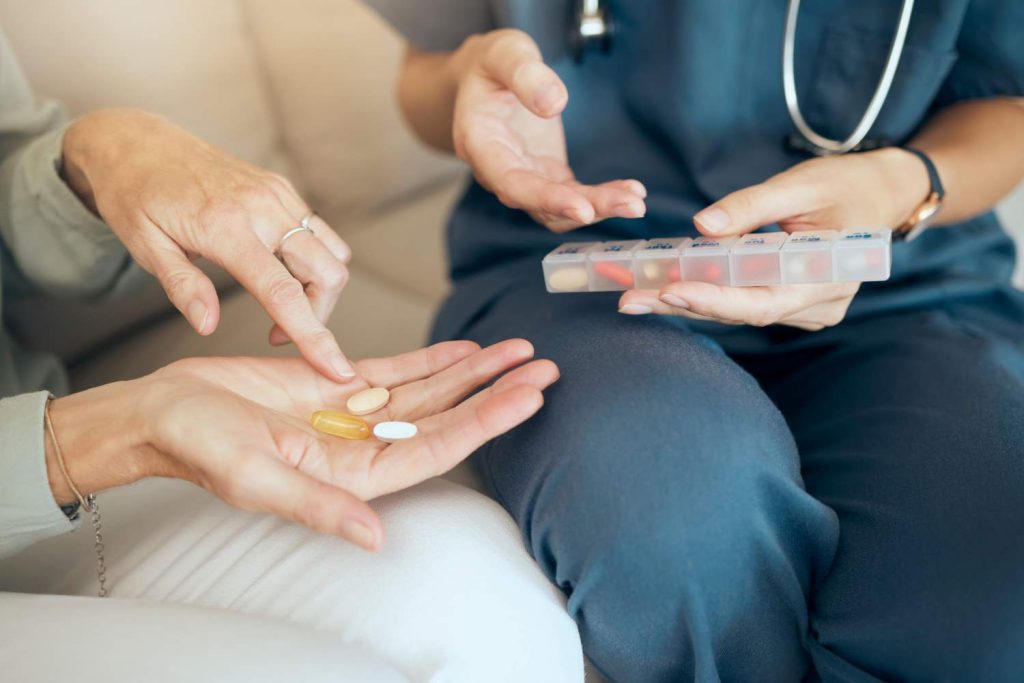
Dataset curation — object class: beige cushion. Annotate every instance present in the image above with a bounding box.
[0,0,296,179]
[339,178,465,304]
[241,0,464,220]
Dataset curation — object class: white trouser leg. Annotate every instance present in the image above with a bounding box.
[0,591,406,682]
[0,478,583,683]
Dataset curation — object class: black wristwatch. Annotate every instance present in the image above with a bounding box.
[893,147,945,242]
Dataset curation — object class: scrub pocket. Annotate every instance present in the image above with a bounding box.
[806,24,958,143]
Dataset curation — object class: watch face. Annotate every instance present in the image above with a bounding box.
[899,193,943,242]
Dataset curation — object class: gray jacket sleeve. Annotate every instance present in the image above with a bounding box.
[0,27,127,299]
[0,392,78,559]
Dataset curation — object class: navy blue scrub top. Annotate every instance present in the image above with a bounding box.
[367,0,1024,325]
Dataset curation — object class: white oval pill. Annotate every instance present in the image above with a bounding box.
[373,421,418,443]
[548,267,588,292]
[346,387,390,416]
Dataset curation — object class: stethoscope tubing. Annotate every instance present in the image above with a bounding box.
[782,0,915,154]
[575,0,916,156]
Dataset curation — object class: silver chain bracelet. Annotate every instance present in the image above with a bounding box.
[87,494,108,598]
[45,399,110,598]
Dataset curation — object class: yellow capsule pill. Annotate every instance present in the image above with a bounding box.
[310,410,371,440]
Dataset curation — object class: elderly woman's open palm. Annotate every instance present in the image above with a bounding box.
[137,340,557,551]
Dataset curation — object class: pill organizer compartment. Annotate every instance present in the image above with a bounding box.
[682,236,736,285]
[781,230,838,284]
[542,242,596,293]
[833,228,892,282]
[633,238,691,289]
[729,232,787,286]
[586,240,643,291]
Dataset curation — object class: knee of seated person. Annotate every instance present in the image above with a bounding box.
[371,480,585,682]
[522,346,807,585]
[532,325,801,509]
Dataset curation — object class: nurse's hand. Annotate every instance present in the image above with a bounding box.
[61,109,356,381]
[448,29,647,231]
[618,149,929,330]
[47,340,559,551]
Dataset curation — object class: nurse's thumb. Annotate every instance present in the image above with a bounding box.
[694,180,806,237]
[482,30,568,118]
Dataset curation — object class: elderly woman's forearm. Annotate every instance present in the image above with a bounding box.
[45,379,157,505]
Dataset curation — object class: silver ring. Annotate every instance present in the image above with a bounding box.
[274,213,316,257]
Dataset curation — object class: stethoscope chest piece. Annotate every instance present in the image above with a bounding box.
[570,0,614,63]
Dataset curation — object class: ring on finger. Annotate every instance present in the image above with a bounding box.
[274,212,317,258]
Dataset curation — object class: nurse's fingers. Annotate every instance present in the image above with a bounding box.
[618,281,858,328]
[573,182,647,219]
[481,29,568,118]
[499,169,596,226]
[693,176,817,238]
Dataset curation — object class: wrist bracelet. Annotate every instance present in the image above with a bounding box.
[44,398,109,598]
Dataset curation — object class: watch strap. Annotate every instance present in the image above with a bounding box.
[901,147,945,200]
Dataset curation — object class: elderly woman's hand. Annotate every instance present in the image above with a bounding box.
[60,109,356,381]
[47,340,558,551]
[618,149,930,330]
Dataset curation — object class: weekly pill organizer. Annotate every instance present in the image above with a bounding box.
[542,228,892,293]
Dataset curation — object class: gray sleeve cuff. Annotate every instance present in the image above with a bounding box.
[0,124,129,298]
[0,391,78,559]
[363,0,495,52]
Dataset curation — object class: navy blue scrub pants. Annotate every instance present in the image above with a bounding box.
[441,274,1024,683]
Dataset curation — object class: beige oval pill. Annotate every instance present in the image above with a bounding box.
[549,267,589,292]
[373,421,418,443]
[346,387,391,416]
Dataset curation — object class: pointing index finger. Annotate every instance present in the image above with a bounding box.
[224,233,356,381]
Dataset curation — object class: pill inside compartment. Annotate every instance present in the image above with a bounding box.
[585,240,642,291]
[681,236,736,285]
[632,238,691,289]
[833,228,892,282]
[729,232,787,286]
[781,230,838,284]
[542,242,596,293]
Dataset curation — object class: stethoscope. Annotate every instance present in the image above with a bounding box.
[570,0,916,156]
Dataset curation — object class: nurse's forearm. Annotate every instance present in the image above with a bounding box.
[397,46,462,153]
[908,97,1024,226]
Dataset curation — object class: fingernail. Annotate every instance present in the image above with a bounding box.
[694,207,730,234]
[630,182,648,199]
[569,208,592,225]
[344,520,378,551]
[619,304,653,315]
[187,300,209,334]
[660,294,690,309]
[332,354,356,380]
[613,201,646,218]
[534,83,564,113]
